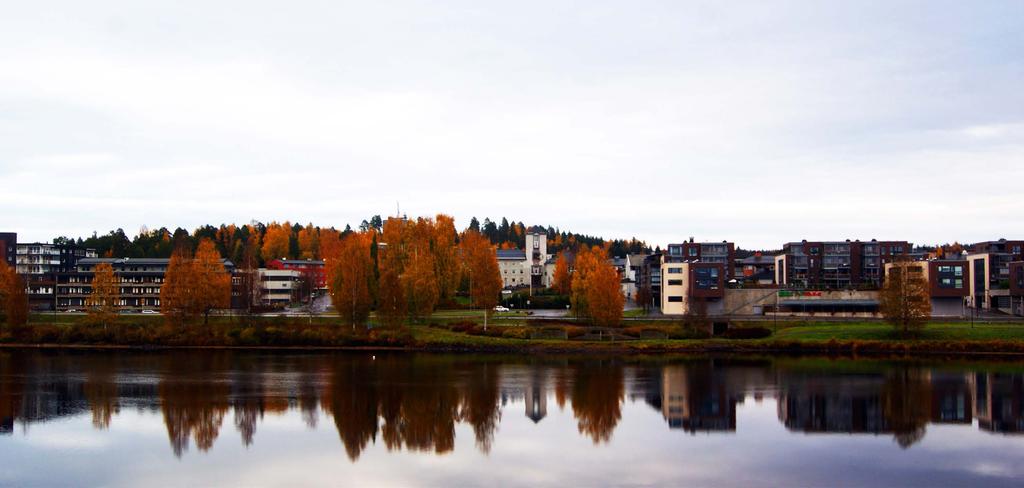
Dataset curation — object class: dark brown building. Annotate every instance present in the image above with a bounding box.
[0,232,15,267]
[1011,261,1024,316]
[665,240,735,280]
[777,239,911,289]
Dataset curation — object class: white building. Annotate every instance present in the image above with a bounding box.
[496,227,552,289]
[259,268,302,305]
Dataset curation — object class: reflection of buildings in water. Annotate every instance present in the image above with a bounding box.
[660,364,737,433]
[524,376,547,424]
[777,375,889,434]
[777,369,962,448]
[929,372,973,424]
[975,373,1024,434]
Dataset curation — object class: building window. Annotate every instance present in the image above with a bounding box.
[688,248,697,257]
[667,279,682,286]
[667,296,683,303]
[667,268,682,274]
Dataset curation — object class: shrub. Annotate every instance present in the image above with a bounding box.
[564,326,586,339]
[369,328,413,345]
[721,326,772,339]
[500,327,530,340]
[449,321,477,333]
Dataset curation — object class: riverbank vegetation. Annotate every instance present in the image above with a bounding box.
[5,313,1024,356]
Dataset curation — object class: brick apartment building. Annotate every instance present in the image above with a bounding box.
[884,259,969,316]
[0,232,15,267]
[665,240,735,280]
[659,260,726,315]
[775,239,912,289]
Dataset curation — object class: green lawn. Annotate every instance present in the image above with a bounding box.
[770,321,1024,342]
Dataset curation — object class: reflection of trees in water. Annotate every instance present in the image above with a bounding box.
[321,356,379,461]
[778,364,935,448]
[158,354,232,457]
[458,362,501,453]
[571,360,624,444]
[9,351,1018,460]
[0,353,24,434]
[82,361,119,430]
[882,368,932,448]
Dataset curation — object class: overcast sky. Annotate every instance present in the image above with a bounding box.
[2,1,1022,249]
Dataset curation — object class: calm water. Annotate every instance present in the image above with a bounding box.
[1,351,1023,487]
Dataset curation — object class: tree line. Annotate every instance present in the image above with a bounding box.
[55,216,650,266]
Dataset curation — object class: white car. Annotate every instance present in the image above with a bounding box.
[141,309,159,314]
[493,306,510,312]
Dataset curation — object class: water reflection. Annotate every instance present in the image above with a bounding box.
[2,351,1024,459]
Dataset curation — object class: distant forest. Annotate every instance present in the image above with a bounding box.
[54,215,651,265]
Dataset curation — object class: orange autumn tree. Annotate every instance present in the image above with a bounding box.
[570,246,624,326]
[459,230,502,329]
[552,251,572,295]
[262,221,292,260]
[432,214,461,305]
[325,232,376,329]
[377,217,410,327]
[161,247,194,325]
[587,261,624,327]
[193,239,232,324]
[297,223,321,259]
[161,239,231,326]
[86,262,120,330]
[570,246,602,319]
[0,262,29,329]
[403,218,439,322]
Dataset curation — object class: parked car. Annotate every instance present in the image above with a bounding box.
[141,309,159,314]
[493,306,510,312]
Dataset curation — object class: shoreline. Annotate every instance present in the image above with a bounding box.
[6,339,1024,358]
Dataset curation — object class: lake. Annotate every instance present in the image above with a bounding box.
[1,350,1023,487]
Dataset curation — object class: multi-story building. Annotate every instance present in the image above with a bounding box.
[964,240,1024,313]
[664,240,735,280]
[265,259,326,290]
[967,253,1014,312]
[15,242,97,310]
[775,239,911,289]
[56,257,234,311]
[736,253,775,285]
[258,268,302,306]
[0,232,15,267]
[659,260,725,315]
[1011,261,1024,316]
[635,253,663,309]
[884,259,969,317]
[496,227,552,290]
[970,239,1024,260]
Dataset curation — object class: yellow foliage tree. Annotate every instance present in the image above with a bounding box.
[880,260,932,337]
[86,262,120,329]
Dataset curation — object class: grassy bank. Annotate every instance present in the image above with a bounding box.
[3,313,1024,356]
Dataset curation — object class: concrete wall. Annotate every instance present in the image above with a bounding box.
[931,297,966,317]
[722,289,780,316]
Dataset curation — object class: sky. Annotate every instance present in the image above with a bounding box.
[1,0,1022,249]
